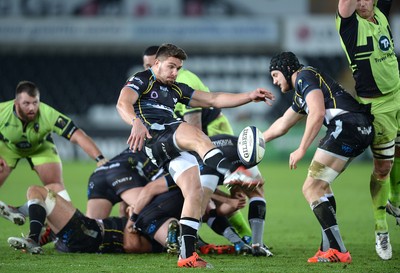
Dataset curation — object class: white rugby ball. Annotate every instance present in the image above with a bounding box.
[237,126,265,167]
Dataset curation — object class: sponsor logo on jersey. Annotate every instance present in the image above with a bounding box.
[55,116,68,130]
[379,35,390,52]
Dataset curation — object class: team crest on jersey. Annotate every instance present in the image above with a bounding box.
[55,116,68,129]
[379,35,390,51]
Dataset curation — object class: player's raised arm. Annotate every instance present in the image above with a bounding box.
[338,0,357,18]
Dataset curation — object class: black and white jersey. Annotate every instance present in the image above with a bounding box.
[87,148,164,203]
[291,66,371,125]
[124,69,195,126]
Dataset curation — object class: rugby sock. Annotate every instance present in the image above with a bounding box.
[389,157,400,206]
[370,174,390,232]
[207,209,227,235]
[326,194,336,211]
[28,200,47,243]
[203,148,235,175]
[222,227,243,244]
[248,197,266,246]
[311,197,346,253]
[228,211,252,239]
[207,210,242,244]
[180,217,199,259]
[319,194,336,251]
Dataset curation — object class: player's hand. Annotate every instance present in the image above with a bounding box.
[249,88,275,106]
[126,205,138,233]
[289,148,306,170]
[232,192,247,209]
[127,119,152,152]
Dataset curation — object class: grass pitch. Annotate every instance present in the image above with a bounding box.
[0,159,399,273]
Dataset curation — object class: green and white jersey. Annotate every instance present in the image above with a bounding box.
[0,100,77,154]
[336,4,400,98]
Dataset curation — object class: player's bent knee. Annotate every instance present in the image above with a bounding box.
[307,160,339,184]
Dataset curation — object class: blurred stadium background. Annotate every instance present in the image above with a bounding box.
[1,0,399,161]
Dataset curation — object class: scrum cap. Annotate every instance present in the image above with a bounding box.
[269,52,302,89]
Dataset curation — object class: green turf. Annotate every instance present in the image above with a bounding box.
[0,159,399,272]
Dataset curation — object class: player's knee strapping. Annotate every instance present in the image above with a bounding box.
[57,189,71,202]
[44,189,57,216]
[308,160,339,184]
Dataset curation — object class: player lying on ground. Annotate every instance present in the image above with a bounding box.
[5,182,180,254]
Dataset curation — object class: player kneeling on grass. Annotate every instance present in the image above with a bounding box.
[263,52,374,263]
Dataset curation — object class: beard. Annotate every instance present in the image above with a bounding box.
[15,106,36,122]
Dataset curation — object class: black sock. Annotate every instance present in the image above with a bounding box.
[209,210,231,235]
[319,194,336,250]
[180,217,199,259]
[248,199,266,245]
[248,200,266,220]
[28,203,46,243]
[313,201,341,251]
[327,195,336,212]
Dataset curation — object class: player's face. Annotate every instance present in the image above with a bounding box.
[15,92,40,122]
[270,70,290,93]
[143,54,156,70]
[356,0,374,19]
[153,56,182,85]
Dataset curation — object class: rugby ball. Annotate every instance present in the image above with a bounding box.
[237,126,265,167]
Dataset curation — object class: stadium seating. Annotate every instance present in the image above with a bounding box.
[0,53,348,119]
